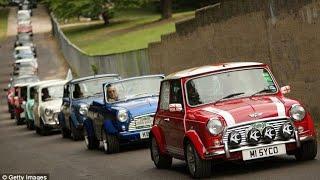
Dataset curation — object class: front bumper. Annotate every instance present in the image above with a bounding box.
[118,129,150,144]
[204,134,314,160]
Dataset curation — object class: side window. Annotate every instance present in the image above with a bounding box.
[170,80,183,106]
[63,85,70,98]
[159,81,170,110]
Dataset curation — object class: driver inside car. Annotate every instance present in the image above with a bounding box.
[73,84,84,99]
[41,88,51,101]
[106,85,119,102]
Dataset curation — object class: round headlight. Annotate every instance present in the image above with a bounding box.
[206,118,224,135]
[117,109,128,122]
[79,105,88,116]
[45,108,53,116]
[289,104,306,121]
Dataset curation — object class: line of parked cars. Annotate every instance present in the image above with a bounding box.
[3,2,318,178]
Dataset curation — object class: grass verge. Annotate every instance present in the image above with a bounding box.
[62,9,194,55]
[0,8,9,43]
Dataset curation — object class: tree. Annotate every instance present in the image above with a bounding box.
[160,0,172,19]
[0,0,8,7]
[44,0,140,25]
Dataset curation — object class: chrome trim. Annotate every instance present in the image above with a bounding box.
[128,113,155,132]
[223,117,290,146]
[206,139,296,158]
[227,116,288,129]
[295,130,301,148]
[300,136,315,141]
[224,141,230,158]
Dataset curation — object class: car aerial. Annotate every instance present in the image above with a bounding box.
[85,75,163,153]
[150,62,318,178]
[14,46,36,60]
[17,10,31,25]
[33,80,67,135]
[25,79,61,130]
[17,24,33,35]
[59,74,120,141]
[6,75,39,119]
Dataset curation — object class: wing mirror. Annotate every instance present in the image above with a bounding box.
[280,85,291,95]
[169,103,183,112]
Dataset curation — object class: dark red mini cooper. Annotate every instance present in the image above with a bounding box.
[150,62,317,178]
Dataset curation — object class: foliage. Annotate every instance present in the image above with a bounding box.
[44,0,142,24]
[91,64,99,75]
[0,0,8,6]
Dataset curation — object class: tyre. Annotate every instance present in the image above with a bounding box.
[102,129,120,154]
[83,126,99,150]
[61,127,71,138]
[16,116,22,125]
[295,139,318,161]
[10,112,14,119]
[185,142,212,178]
[39,119,48,136]
[35,126,41,134]
[71,121,83,141]
[150,136,172,169]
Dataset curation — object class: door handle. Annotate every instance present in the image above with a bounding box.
[164,118,170,122]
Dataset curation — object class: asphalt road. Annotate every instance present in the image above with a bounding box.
[0,5,319,180]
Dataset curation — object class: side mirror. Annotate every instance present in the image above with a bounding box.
[169,103,183,112]
[3,88,8,92]
[280,85,291,95]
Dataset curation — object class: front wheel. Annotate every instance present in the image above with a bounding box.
[150,136,172,169]
[83,126,99,150]
[102,129,120,154]
[61,127,71,138]
[71,122,83,141]
[185,142,212,178]
[295,139,318,161]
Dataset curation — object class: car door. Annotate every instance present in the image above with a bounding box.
[32,89,40,127]
[157,80,185,156]
[61,84,71,129]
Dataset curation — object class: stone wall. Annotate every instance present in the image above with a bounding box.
[148,0,320,118]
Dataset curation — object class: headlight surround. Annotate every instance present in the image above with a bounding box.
[53,113,59,122]
[45,108,53,117]
[206,118,224,135]
[79,104,88,116]
[117,109,128,122]
[289,104,306,121]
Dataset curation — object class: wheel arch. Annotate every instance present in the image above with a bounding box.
[184,130,206,160]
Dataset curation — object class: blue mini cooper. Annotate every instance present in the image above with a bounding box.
[84,75,163,153]
[58,74,120,140]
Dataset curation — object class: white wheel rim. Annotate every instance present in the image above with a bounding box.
[187,144,196,174]
[83,129,89,148]
[102,132,108,152]
[151,138,159,163]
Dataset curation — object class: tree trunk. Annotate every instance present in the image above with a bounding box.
[161,0,172,19]
[102,11,110,25]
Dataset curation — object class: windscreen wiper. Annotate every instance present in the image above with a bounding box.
[250,89,274,97]
[214,92,245,105]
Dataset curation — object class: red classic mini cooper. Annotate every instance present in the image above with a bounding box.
[150,62,317,178]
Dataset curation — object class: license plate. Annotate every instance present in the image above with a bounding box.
[139,131,150,139]
[242,144,286,161]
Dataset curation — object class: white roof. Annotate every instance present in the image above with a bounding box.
[165,62,264,80]
[15,58,37,63]
[15,46,32,50]
[38,80,68,89]
[27,79,63,88]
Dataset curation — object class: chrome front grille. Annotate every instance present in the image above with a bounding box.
[223,118,290,146]
[128,113,155,132]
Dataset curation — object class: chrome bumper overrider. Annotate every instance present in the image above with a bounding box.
[205,133,314,158]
